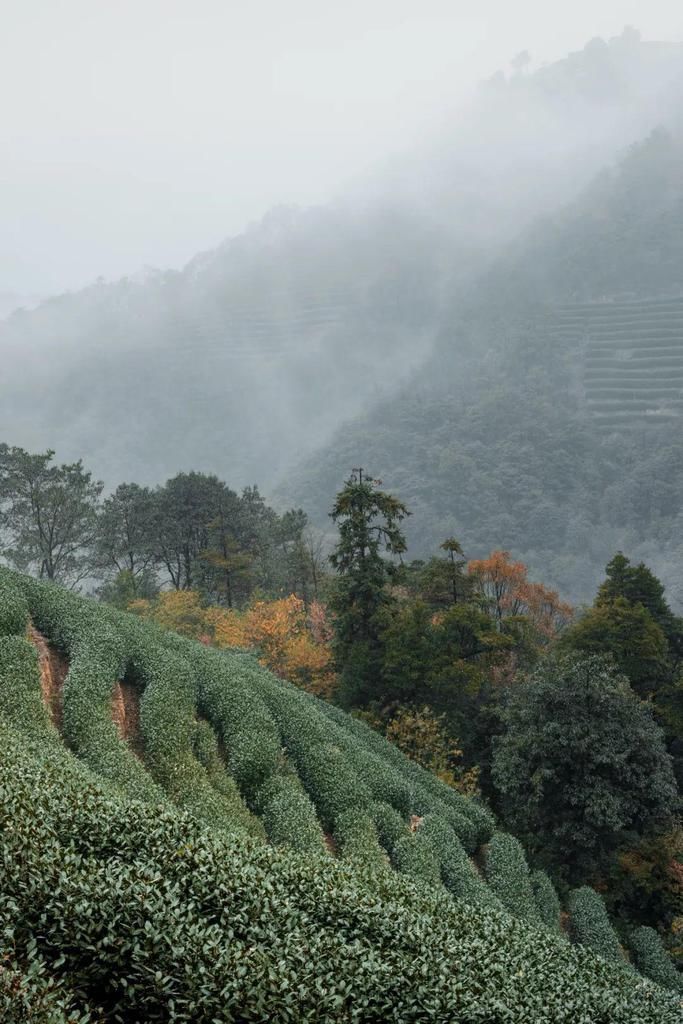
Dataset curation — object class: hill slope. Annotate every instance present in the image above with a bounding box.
[1,567,682,1020]
[1,34,682,491]
[281,131,683,605]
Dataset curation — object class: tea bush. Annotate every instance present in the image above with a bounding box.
[2,565,681,1007]
[256,771,326,854]
[392,833,442,888]
[568,887,624,963]
[419,815,497,907]
[532,869,562,932]
[629,927,683,993]
[0,637,57,743]
[4,724,679,1023]
[0,572,28,636]
[370,800,408,853]
[333,809,388,871]
[484,832,539,922]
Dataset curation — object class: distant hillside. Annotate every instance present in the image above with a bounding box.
[281,132,683,605]
[1,32,682,492]
[1,565,682,1020]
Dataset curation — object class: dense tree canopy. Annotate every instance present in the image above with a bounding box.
[0,445,102,586]
[492,654,679,886]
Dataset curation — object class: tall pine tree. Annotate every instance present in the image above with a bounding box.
[329,470,408,707]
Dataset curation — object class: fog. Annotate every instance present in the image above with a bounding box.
[2,1,682,297]
[2,6,683,605]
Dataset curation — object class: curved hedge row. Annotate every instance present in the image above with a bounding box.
[629,927,683,994]
[484,832,539,922]
[531,869,562,933]
[419,816,498,908]
[1,722,680,1024]
[568,887,624,963]
[256,770,326,854]
[1,565,680,991]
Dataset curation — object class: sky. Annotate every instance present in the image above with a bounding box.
[1,0,681,297]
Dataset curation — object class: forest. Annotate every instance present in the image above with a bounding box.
[1,447,682,1006]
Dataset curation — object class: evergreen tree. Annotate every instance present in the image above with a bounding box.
[598,552,670,624]
[329,470,408,706]
[562,597,669,699]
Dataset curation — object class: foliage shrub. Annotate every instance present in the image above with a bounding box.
[419,815,497,907]
[135,640,251,833]
[62,630,161,803]
[392,834,442,888]
[0,637,57,743]
[484,832,538,921]
[256,771,326,854]
[0,569,679,1015]
[194,649,282,802]
[568,887,624,963]
[629,927,683,993]
[370,801,408,853]
[531,870,562,932]
[191,717,264,838]
[333,809,388,871]
[2,722,680,1022]
[2,565,679,998]
[292,740,372,830]
[0,572,28,636]
[319,701,494,849]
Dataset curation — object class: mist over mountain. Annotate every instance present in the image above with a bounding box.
[281,128,683,604]
[2,31,681,504]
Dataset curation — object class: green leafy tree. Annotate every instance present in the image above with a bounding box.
[562,597,668,699]
[0,445,102,586]
[329,470,408,706]
[97,567,158,609]
[597,553,670,624]
[492,654,679,886]
[94,482,157,587]
[596,552,683,678]
[150,472,227,591]
[412,538,474,610]
[199,483,255,607]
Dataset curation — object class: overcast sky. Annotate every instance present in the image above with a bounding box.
[1,1,681,296]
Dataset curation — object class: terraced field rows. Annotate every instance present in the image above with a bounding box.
[547,297,683,430]
[2,567,683,1016]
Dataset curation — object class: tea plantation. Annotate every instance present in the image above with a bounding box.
[1,566,681,1022]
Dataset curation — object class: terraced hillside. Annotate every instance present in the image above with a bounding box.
[1,567,682,1021]
[548,297,683,430]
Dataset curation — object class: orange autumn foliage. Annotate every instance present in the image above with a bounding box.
[467,550,572,640]
[212,596,335,698]
[129,590,208,639]
[130,591,335,698]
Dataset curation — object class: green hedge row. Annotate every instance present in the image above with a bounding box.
[531,870,562,933]
[629,927,683,994]
[333,809,388,872]
[419,816,498,909]
[0,570,29,636]
[568,887,624,963]
[0,636,57,744]
[132,636,254,834]
[484,832,539,922]
[4,722,679,1023]
[256,770,326,854]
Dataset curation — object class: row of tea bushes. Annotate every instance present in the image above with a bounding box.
[1,719,681,1023]
[1,566,680,993]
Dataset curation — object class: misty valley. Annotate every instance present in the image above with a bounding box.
[1,22,683,1023]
